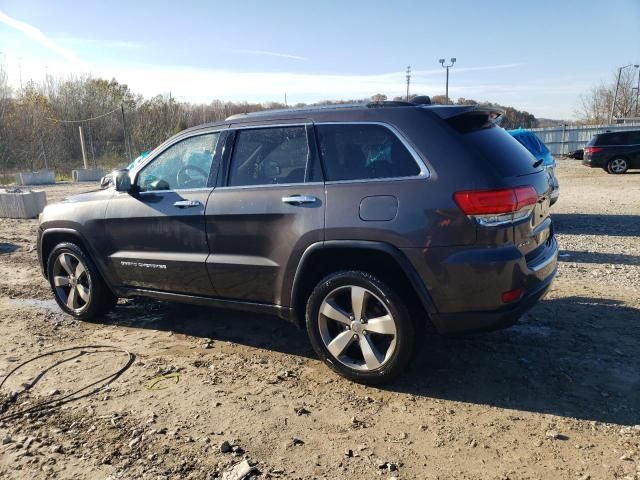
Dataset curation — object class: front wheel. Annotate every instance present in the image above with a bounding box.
[607,158,628,174]
[305,271,414,385]
[47,242,117,319]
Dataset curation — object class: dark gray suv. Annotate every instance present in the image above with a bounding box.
[37,102,558,384]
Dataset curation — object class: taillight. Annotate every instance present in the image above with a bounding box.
[584,146,603,154]
[453,186,538,226]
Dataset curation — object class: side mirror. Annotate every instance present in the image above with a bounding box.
[100,174,112,189]
[113,169,132,193]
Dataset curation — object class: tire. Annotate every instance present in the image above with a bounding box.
[305,270,414,385]
[46,242,117,319]
[607,157,628,174]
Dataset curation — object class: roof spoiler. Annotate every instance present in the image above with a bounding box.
[425,104,505,121]
[430,105,506,133]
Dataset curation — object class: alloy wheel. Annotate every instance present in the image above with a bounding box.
[52,252,91,311]
[318,285,397,371]
[609,158,627,174]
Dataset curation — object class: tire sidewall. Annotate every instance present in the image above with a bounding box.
[305,270,414,384]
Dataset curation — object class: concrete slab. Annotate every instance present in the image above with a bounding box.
[0,188,47,218]
[72,168,104,182]
[15,171,55,185]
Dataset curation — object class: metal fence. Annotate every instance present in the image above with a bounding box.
[530,122,640,156]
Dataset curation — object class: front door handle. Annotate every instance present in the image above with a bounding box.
[282,195,317,205]
[173,200,202,208]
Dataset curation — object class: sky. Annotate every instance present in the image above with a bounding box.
[0,0,639,119]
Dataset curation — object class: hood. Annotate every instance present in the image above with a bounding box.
[62,188,112,204]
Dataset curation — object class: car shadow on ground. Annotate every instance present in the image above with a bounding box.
[100,293,639,426]
[559,249,640,266]
[395,295,640,426]
[553,213,640,236]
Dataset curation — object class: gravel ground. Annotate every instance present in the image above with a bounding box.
[0,160,639,479]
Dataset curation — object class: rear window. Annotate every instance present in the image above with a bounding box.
[316,124,421,181]
[593,131,640,146]
[462,125,543,177]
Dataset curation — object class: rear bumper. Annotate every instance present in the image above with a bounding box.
[431,267,556,334]
[582,157,605,168]
[402,234,558,335]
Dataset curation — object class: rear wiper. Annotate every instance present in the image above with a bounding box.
[532,159,544,168]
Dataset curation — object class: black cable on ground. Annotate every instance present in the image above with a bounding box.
[0,345,135,422]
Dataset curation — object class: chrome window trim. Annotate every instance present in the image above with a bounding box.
[314,121,430,182]
[216,181,323,191]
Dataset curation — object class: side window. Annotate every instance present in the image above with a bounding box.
[137,133,220,191]
[316,124,421,181]
[625,131,640,144]
[228,126,309,186]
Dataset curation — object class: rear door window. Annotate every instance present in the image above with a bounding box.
[316,123,421,181]
[227,126,309,186]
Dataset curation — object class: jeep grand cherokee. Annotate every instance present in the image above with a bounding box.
[37,101,558,384]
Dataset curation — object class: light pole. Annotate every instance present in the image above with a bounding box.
[439,57,456,104]
[636,68,640,116]
[610,63,639,123]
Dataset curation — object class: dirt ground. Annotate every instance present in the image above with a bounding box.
[0,160,639,480]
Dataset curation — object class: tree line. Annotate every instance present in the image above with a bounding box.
[0,67,539,175]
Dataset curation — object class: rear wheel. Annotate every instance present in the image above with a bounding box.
[305,270,414,384]
[607,157,628,174]
[47,242,117,319]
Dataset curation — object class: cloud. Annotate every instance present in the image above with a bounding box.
[0,9,81,63]
[230,49,307,61]
[411,63,524,78]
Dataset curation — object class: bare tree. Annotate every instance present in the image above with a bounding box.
[576,68,639,124]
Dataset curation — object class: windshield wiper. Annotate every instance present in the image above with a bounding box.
[532,159,544,168]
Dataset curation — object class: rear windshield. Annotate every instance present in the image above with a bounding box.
[458,124,543,177]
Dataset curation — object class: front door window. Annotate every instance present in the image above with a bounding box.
[137,133,220,191]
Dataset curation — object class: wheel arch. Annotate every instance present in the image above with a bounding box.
[39,228,112,288]
[290,240,438,328]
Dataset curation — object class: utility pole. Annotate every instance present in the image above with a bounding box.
[121,104,132,163]
[610,64,639,123]
[284,92,287,106]
[636,68,640,116]
[405,66,411,101]
[78,125,88,169]
[439,58,456,104]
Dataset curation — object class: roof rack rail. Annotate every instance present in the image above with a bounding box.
[226,103,367,121]
[366,101,415,107]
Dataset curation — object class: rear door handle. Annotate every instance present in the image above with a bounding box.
[282,195,317,205]
[173,200,202,208]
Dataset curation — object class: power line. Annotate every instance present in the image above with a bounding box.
[45,106,121,124]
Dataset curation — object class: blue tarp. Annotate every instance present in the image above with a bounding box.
[508,128,555,167]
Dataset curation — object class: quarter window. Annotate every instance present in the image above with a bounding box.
[137,133,220,191]
[316,124,421,181]
[228,126,309,186]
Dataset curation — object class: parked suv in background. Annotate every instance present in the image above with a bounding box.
[37,102,558,384]
[583,129,640,174]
